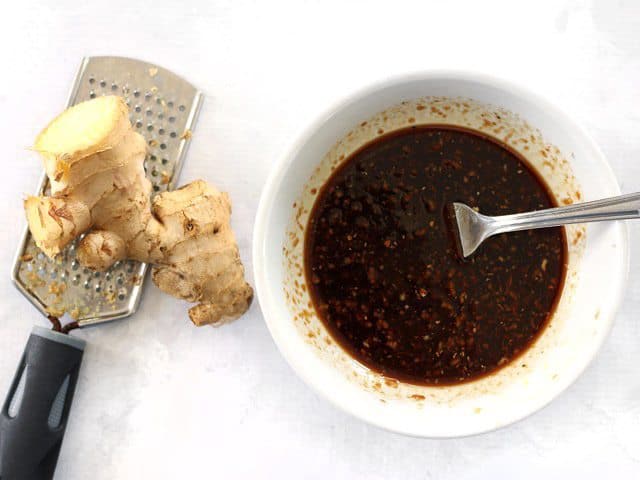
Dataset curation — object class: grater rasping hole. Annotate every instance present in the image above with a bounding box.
[18,238,143,320]
[90,70,184,194]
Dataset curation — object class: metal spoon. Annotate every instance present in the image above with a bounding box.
[452,192,640,258]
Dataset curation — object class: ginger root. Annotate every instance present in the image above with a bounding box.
[25,96,252,326]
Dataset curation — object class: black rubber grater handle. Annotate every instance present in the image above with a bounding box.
[0,326,84,480]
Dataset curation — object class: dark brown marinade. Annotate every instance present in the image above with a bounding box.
[304,126,567,386]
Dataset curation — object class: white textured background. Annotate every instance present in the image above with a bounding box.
[1,0,639,478]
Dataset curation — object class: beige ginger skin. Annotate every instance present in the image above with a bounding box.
[24,95,253,326]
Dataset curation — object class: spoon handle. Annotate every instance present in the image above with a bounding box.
[491,191,640,234]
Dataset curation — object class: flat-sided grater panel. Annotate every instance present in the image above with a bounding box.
[11,56,204,327]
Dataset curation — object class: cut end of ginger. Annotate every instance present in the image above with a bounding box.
[34,95,130,173]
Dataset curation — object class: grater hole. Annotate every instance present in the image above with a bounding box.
[118,289,127,301]
[111,83,118,91]
[146,109,153,117]
[144,92,152,101]
[135,105,141,113]
[170,131,177,138]
[99,80,106,88]
[84,280,91,290]
[149,154,156,162]
[71,260,79,271]
[153,185,160,192]
[151,167,158,177]
[95,282,102,293]
[89,91,96,99]
[161,158,168,165]
[157,113,164,120]
[89,77,95,84]
[158,128,165,135]
[178,105,185,112]
[135,120,142,129]
[167,101,174,108]
[160,143,167,150]
[72,275,80,286]
[169,116,176,123]
[134,90,140,98]
[147,124,154,132]
[156,97,162,105]
[116,275,124,286]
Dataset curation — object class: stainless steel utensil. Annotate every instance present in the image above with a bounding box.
[452,192,640,257]
[1,56,203,479]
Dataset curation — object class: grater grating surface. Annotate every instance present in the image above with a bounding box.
[12,56,203,327]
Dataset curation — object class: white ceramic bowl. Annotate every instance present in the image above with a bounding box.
[253,72,628,437]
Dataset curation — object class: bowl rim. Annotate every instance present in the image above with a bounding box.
[252,70,630,437]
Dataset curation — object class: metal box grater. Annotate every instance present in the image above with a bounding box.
[11,56,204,327]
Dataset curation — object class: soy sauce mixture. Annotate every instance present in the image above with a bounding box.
[305,126,566,385]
